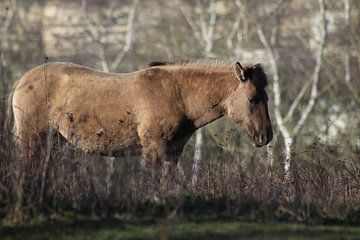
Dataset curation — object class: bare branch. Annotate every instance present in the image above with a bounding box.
[344,0,350,25]
[204,0,217,56]
[195,0,208,40]
[284,80,311,123]
[111,0,139,71]
[176,0,204,47]
[344,0,351,83]
[226,14,241,49]
[177,0,217,57]
[79,0,87,17]
[294,0,327,135]
[99,46,110,73]
[344,54,351,83]
[1,0,17,47]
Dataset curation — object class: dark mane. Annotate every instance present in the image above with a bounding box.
[148,61,169,67]
[247,64,268,88]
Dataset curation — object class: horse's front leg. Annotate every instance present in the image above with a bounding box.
[159,145,185,193]
[141,144,162,182]
[138,125,181,194]
[160,160,177,192]
[140,141,177,193]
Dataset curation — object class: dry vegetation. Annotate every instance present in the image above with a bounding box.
[0,114,359,224]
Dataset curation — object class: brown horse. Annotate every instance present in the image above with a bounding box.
[10,60,272,186]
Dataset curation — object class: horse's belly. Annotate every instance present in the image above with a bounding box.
[57,119,140,156]
[71,132,139,156]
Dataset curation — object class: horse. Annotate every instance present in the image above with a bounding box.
[9,60,272,188]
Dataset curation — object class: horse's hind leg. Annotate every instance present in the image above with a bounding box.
[15,126,44,163]
[10,126,45,223]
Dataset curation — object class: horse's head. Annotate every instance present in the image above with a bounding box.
[225,62,273,147]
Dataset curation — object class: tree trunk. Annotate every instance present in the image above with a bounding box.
[283,137,293,179]
[191,128,203,186]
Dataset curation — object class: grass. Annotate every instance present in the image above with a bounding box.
[1,104,359,227]
[1,218,360,240]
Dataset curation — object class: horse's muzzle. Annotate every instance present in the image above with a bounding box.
[253,125,273,147]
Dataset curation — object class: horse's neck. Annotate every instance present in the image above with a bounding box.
[172,66,237,128]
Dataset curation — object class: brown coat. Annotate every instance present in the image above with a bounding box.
[11,61,272,168]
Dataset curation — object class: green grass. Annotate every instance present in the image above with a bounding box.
[1,218,360,240]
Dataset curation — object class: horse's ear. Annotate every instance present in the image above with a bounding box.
[235,62,246,82]
[254,63,261,69]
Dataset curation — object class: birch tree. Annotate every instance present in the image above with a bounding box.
[176,0,218,186]
[257,0,328,177]
[77,0,139,73]
[343,0,351,83]
[342,0,359,103]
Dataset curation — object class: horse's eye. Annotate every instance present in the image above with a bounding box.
[248,96,259,104]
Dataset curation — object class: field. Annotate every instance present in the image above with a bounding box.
[2,219,360,240]
[0,119,360,235]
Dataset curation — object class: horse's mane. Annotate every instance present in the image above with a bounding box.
[149,59,232,69]
[149,59,268,87]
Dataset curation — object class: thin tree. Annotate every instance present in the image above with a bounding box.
[257,0,328,177]
[343,0,351,84]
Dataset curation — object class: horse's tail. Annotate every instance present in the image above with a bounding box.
[5,80,20,140]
